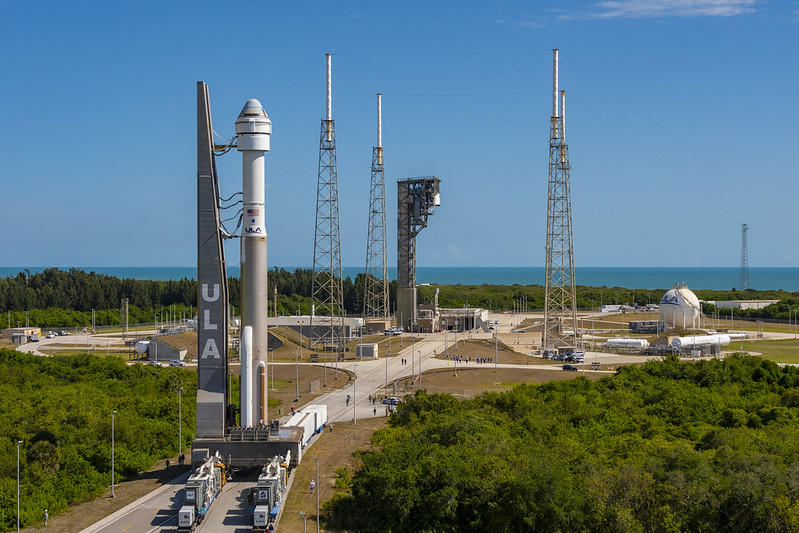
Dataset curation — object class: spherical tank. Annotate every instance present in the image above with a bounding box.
[660,283,701,329]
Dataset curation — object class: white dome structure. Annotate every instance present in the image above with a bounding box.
[660,283,701,329]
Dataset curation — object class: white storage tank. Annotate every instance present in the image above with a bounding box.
[671,334,731,349]
[660,283,701,329]
[604,338,650,349]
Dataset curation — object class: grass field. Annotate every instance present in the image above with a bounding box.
[395,366,603,399]
[742,339,799,364]
[281,417,387,532]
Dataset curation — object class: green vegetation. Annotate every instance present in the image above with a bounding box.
[3,269,797,328]
[419,283,799,317]
[326,355,799,532]
[0,349,195,529]
[0,268,397,326]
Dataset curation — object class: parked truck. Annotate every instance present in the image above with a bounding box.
[251,451,291,531]
[178,452,225,531]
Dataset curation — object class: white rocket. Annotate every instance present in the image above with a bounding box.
[236,99,271,426]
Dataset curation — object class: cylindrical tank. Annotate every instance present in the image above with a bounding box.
[605,338,649,348]
[660,283,701,329]
[671,334,731,349]
[134,340,150,353]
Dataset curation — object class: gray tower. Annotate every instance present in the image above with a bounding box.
[740,223,749,291]
[311,53,344,367]
[397,177,441,332]
[195,82,230,438]
[363,94,388,321]
[543,49,578,352]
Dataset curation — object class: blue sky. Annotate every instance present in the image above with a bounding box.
[1,0,797,268]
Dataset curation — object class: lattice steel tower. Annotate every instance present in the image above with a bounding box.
[543,49,578,352]
[311,53,344,357]
[363,93,388,320]
[740,223,749,290]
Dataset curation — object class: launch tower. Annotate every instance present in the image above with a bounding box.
[363,94,389,322]
[311,53,345,371]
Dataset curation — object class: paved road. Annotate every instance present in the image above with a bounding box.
[83,472,189,533]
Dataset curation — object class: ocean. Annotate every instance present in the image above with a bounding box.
[1,266,797,291]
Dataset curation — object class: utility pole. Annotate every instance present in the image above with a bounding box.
[311,53,344,384]
[17,439,22,533]
[314,456,320,533]
[111,410,116,498]
[353,364,357,424]
[543,48,577,353]
[494,329,498,373]
[178,387,183,459]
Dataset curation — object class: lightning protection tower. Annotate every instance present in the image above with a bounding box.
[363,93,388,322]
[543,49,578,352]
[311,53,345,364]
[740,223,749,291]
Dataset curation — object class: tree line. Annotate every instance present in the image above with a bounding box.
[0,350,195,529]
[1,268,796,326]
[325,355,799,532]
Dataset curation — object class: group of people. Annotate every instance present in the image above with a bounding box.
[447,354,494,364]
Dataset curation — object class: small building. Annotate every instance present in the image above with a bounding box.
[439,308,489,332]
[148,339,187,362]
[356,343,378,360]
[629,320,665,334]
[1,327,41,342]
[707,299,779,310]
[267,315,363,340]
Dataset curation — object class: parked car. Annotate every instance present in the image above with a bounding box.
[382,397,400,405]
[45,332,56,339]
[562,364,578,372]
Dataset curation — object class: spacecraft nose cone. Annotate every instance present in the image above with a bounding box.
[239,98,268,118]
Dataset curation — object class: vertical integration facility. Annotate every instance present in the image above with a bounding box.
[397,177,441,332]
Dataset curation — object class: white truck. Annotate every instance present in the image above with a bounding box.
[252,452,291,531]
[178,452,225,531]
